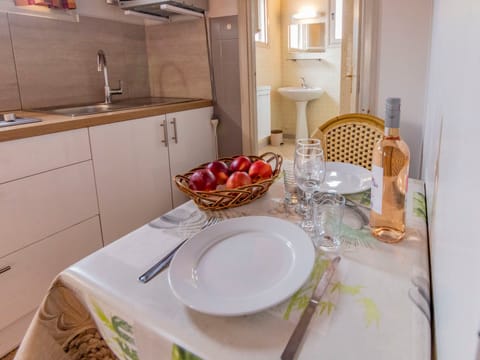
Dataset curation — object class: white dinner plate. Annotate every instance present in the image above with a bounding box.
[168,216,315,316]
[319,162,372,194]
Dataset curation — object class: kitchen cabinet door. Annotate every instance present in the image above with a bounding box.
[89,115,172,245]
[167,106,216,207]
[0,216,102,356]
[0,161,98,258]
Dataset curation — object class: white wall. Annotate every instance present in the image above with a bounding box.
[422,0,480,358]
[375,0,432,179]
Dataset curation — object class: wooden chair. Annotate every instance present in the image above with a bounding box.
[311,113,384,170]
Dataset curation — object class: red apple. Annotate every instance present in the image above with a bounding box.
[226,171,252,189]
[206,160,230,185]
[229,155,252,173]
[248,160,272,182]
[188,169,217,191]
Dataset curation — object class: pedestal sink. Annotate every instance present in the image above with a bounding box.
[278,87,324,139]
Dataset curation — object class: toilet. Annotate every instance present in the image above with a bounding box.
[256,85,271,147]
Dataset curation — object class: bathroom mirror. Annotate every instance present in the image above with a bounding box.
[288,22,325,56]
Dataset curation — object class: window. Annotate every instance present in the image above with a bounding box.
[255,0,268,44]
[329,0,343,46]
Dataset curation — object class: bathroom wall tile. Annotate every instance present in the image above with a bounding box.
[0,13,21,111]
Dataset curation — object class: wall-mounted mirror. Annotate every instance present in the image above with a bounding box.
[288,22,325,59]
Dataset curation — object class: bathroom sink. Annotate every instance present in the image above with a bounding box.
[277,87,325,140]
[278,87,324,102]
[31,97,198,117]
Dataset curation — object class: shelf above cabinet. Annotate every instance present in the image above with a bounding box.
[0,3,79,22]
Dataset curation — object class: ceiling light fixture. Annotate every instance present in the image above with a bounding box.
[292,7,318,20]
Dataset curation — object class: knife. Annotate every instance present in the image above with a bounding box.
[281,256,341,360]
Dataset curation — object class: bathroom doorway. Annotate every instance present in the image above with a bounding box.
[238,0,377,158]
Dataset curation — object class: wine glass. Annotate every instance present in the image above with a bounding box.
[294,141,326,232]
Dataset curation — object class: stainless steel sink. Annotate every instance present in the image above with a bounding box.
[31,97,199,117]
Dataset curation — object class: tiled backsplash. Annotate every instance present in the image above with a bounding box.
[0,13,213,112]
[146,19,212,100]
[0,13,151,111]
[0,14,21,111]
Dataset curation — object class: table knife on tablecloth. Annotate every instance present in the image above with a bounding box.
[281,256,341,360]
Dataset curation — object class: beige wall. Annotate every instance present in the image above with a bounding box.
[281,0,340,137]
[255,0,282,131]
[255,0,341,138]
[146,19,212,100]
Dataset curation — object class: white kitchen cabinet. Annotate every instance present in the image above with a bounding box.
[89,115,173,245]
[0,216,103,356]
[0,128,91,184]
[0,161,99,258]
[167,106,215,206]
[0,129,102,357]
[89,106,215,245]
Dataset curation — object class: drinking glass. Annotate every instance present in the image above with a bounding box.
[294,141,326,232]
[283,160,298,206]
[312,192,345,251]
[294,138,322,215]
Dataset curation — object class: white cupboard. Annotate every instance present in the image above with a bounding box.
[89,115,173,245]
[0,105,215,356]
[167,107,216,206]
[0,217,103,355]
[90,106,215,245]
[0,129,103,356]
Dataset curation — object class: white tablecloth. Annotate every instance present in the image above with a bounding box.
[16,178,430,360]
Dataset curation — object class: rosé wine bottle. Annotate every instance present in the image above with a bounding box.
[370,98,410,243]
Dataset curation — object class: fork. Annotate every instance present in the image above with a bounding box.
[138,216,221,283]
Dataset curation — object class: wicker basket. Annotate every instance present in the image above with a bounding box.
[175,152,283,210]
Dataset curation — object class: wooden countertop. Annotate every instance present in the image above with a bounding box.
[0,99,213,142]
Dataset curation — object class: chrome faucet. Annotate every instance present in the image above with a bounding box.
[97,50,123,104]
[300,77,308,89]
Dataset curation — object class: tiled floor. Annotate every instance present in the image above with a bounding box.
[259,138,295,161]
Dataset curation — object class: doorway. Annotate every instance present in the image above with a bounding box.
[238,0,377,158]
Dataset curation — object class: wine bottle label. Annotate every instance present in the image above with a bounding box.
[371,165,383,214]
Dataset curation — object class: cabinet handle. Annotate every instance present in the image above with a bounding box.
[160,119,168,147]
[170,117,178,144]
[0,265,11,275]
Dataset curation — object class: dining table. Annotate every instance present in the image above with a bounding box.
[14,175,431,360]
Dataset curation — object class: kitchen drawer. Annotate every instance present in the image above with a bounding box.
[0,216,103,331]
[0,160,99,258]
[0,308,34,357]
[0,128,91,184]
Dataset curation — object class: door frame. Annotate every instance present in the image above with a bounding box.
[238,0,258,155]
[238,0,378,152]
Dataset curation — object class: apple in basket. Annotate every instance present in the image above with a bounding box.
[248,160,272,182]
[206,160,230,185]
[226,171,252,189]
[229,155,252,173]
[188,169,217,191]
